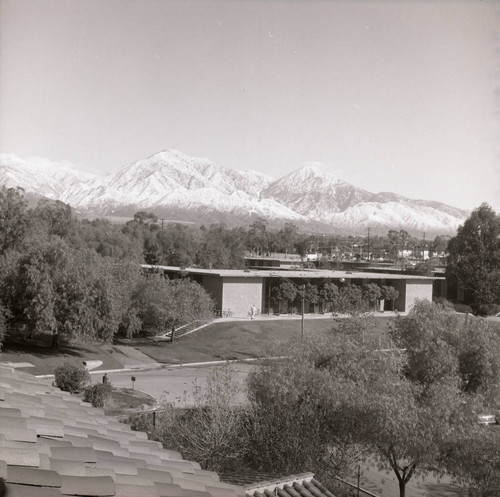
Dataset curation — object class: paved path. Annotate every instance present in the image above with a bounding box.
[92,363,253,408]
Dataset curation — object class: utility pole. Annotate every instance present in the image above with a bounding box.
[422,232,426,260]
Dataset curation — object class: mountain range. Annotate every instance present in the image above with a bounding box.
[0,150,468,235]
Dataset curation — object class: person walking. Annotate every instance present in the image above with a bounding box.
[250,304,257,319]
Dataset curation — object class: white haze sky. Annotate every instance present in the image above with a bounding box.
[0,0,499,211]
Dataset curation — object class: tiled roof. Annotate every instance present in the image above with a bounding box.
[244,473,336,497]
[0,363,246,497]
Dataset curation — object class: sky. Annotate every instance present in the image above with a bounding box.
[0,0,499,211]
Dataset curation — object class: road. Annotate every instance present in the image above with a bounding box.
[92,362,254,408]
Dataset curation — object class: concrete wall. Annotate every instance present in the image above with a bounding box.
[222,277,264,317]
[201,275,223,313]
[404,280,433,311]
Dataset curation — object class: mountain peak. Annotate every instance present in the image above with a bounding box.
[286,163,343,184]
[0,150,468,235]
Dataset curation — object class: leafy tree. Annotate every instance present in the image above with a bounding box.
[304,283,319,313]
[271,280,298,314]
[362,283,382,311]
[197,224,245,269]
[385,229,411,260]
[391,300,500,402]
[131,274,214,334]
[156,224,197,267]
[133,211,158,225]
[442,428,500,496]
[446,203,500,307]
[277,223,299,256]
[0,186,30,253]
[381,285,399,311]
[5,238,139,344]
[247,218,269,255]
[319,282,339,312]
[390,300,462,390]
[30,199,75,239]
[76,218,143,260]
[429,235,451,257]
[335,284,368,315]
[247,327,472,497]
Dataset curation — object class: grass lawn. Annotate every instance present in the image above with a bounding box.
[129,316,395,364]
[1,332,125,376]
[104,387,157,416]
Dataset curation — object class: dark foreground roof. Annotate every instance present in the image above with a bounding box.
[0,363,245,497]
[244,473,336,497]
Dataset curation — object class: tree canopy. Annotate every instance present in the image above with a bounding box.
[446,203,500,309]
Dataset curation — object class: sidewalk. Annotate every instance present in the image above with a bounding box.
[216,310,403,322]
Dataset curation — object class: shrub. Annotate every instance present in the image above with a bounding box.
[83,382,113,408]
[54,362,89,393]
[453,303,473,314]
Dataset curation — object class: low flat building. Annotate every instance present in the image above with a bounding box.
[144,265,435,318]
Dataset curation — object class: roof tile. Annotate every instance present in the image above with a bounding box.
[6,466,62,487]
[0,445,40,467]
[60,474,115,496]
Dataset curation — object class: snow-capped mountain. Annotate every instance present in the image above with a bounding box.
[261,165,374,217]
[0,150,469,234]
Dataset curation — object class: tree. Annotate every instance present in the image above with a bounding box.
[133,211,158,225]
[271,280,298,314]
[362,283,382,311]
[247,218,269,255]
[304,283,319,313]
[197,224,245,269]
[319,282,339,312]
[0,186,30,253]
[30,199,75,239]
[277,223,299,256]
[4,238,140,344]
[381,285,399,311]
[429,235,451,257]
[335,284,368,315]
[391,299,500,400]
[441,428,500,496]
[156,224,197,267]
[247,326,472,497]
[446,203,500,308]
[131,274,214,334]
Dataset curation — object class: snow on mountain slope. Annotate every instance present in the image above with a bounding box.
[262,164,373,215]
[0,150,468,234]
[0,153,96,199]
[323,201,464,232]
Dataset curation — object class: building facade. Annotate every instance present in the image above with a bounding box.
[145,265,435,318]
